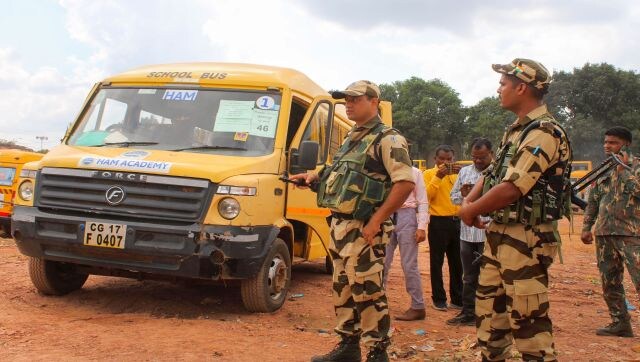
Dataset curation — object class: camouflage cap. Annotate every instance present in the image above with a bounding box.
[331,80,381,99]
[492,58,551,90]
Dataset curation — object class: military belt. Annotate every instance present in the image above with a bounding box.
[331,212,355,220]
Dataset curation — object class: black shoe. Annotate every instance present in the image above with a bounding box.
[596,320,634,337]
[446,313,475,326]
[432,301,448,311]
[311,336,361,362]
[365,346,389,362]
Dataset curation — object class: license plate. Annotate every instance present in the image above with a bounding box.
[83,222,126,249]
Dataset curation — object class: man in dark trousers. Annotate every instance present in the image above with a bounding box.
[422,145,463,311]
[447,138,493,326]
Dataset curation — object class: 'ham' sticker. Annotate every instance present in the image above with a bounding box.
[162,90,198,101]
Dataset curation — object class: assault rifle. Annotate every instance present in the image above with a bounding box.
[571,153,631,210]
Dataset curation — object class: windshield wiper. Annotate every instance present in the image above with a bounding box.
[171,145,247,152]
[96,141,159,147]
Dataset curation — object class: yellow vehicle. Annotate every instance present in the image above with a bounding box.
[412,159,427,171]
[0,149,43,236]
[571,160,593,179]
[11,63,392,312]
[570,160,593,205]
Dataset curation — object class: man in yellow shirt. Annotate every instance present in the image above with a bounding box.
[423,145,463,311]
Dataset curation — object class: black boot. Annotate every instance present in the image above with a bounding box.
[596,319,634,337]
[365,341,389,362]
[310,335,361,362]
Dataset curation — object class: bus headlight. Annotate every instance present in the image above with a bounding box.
[18,180,34,201]
[218,197,240,220]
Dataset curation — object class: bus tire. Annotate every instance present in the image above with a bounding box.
[0,224,9,238]
[240,239,291,312]
[325,255,334,275]
[28,257,88,296]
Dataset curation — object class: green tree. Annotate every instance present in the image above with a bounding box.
[380,77,466,161]
[0,139,34,151]
[546,63,640,162]
[463,96,512,156]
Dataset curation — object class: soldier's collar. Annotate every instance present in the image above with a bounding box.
[513,104,550,129]
[353,115,382,131]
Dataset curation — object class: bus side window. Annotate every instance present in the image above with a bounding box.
[286,100,308,149]
[301,101,331,164]
[329,103,347,161]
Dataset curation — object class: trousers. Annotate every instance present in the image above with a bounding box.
[460,239,484,317]
[383,207,425,309]
[330,216,393,348]
[595,235,640,323]
[428,215,462,305]
[476,223,557,361]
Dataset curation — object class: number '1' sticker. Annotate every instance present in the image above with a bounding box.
[256,96,275,110]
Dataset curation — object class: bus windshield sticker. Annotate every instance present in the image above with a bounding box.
[162,90,198,101]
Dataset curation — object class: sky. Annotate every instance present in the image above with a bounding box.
[1,0,639,151]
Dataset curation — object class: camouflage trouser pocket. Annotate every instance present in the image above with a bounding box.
[511,279,548,317]
[351,256,385,303]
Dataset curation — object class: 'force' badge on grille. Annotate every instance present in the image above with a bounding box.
[105,186,126,205]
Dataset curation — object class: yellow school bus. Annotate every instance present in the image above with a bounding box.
[412,159,427,171]
[11,63,391,312]
[571,160,593,180]
[0,149,43,236]
[570,160,593,206]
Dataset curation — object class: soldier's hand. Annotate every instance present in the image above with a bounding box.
[617,146,630,173]
[581,230,593,244]
[415,229,426,243]
[362,220,381,245]
[288,172,318,189]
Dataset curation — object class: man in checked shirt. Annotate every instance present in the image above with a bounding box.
[447,138,493,326]
[383,166,430,321]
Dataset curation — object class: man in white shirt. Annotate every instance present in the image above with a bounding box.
[383,166,430,321]
[448,138,493,326]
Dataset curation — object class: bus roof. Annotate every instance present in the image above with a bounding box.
[103,62,329,97]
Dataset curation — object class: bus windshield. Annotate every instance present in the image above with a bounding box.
[68,87,282,156]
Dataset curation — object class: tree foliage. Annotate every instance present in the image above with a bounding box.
[380,77,465,161]
[546,63,640,162]
[381,63,640,165]
[463,96,512,155]
[0,139,34,152]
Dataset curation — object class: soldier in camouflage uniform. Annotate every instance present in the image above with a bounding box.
[459,59,571,362]
[291,80,414,362]
[581,126,640,338]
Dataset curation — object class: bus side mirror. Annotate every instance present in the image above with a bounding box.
[297,141,319,170]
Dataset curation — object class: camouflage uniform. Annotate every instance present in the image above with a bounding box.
[477,104,570,362]
[326,114,414,349]
[582,155,640,324]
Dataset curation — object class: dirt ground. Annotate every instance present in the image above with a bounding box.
[1,215,639,361]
